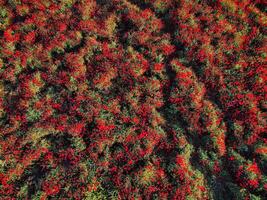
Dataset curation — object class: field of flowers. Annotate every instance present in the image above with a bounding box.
[0,0,266,199]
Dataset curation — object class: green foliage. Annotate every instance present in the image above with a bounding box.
[0,7,9,29]
[84,188,109,200]
[18,184,28,198]
[71,137,86,152]
[26,108,41,122]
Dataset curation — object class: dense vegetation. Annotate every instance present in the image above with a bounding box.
[0,0,266,199]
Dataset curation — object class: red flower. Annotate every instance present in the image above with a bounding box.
[58,23,67,32]
[247,179,259,189]
[24,32,35,43]
[45,184,60,196]
[141,9,153,19]
[154,63,164,71]
[4,29,19,42]
[161,44,175,55]
[247,162,261,176]
[70,122,85,136]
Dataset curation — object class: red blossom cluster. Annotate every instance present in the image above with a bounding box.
[0,0,266,199]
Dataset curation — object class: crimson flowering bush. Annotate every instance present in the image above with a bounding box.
[0,0,266,199]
